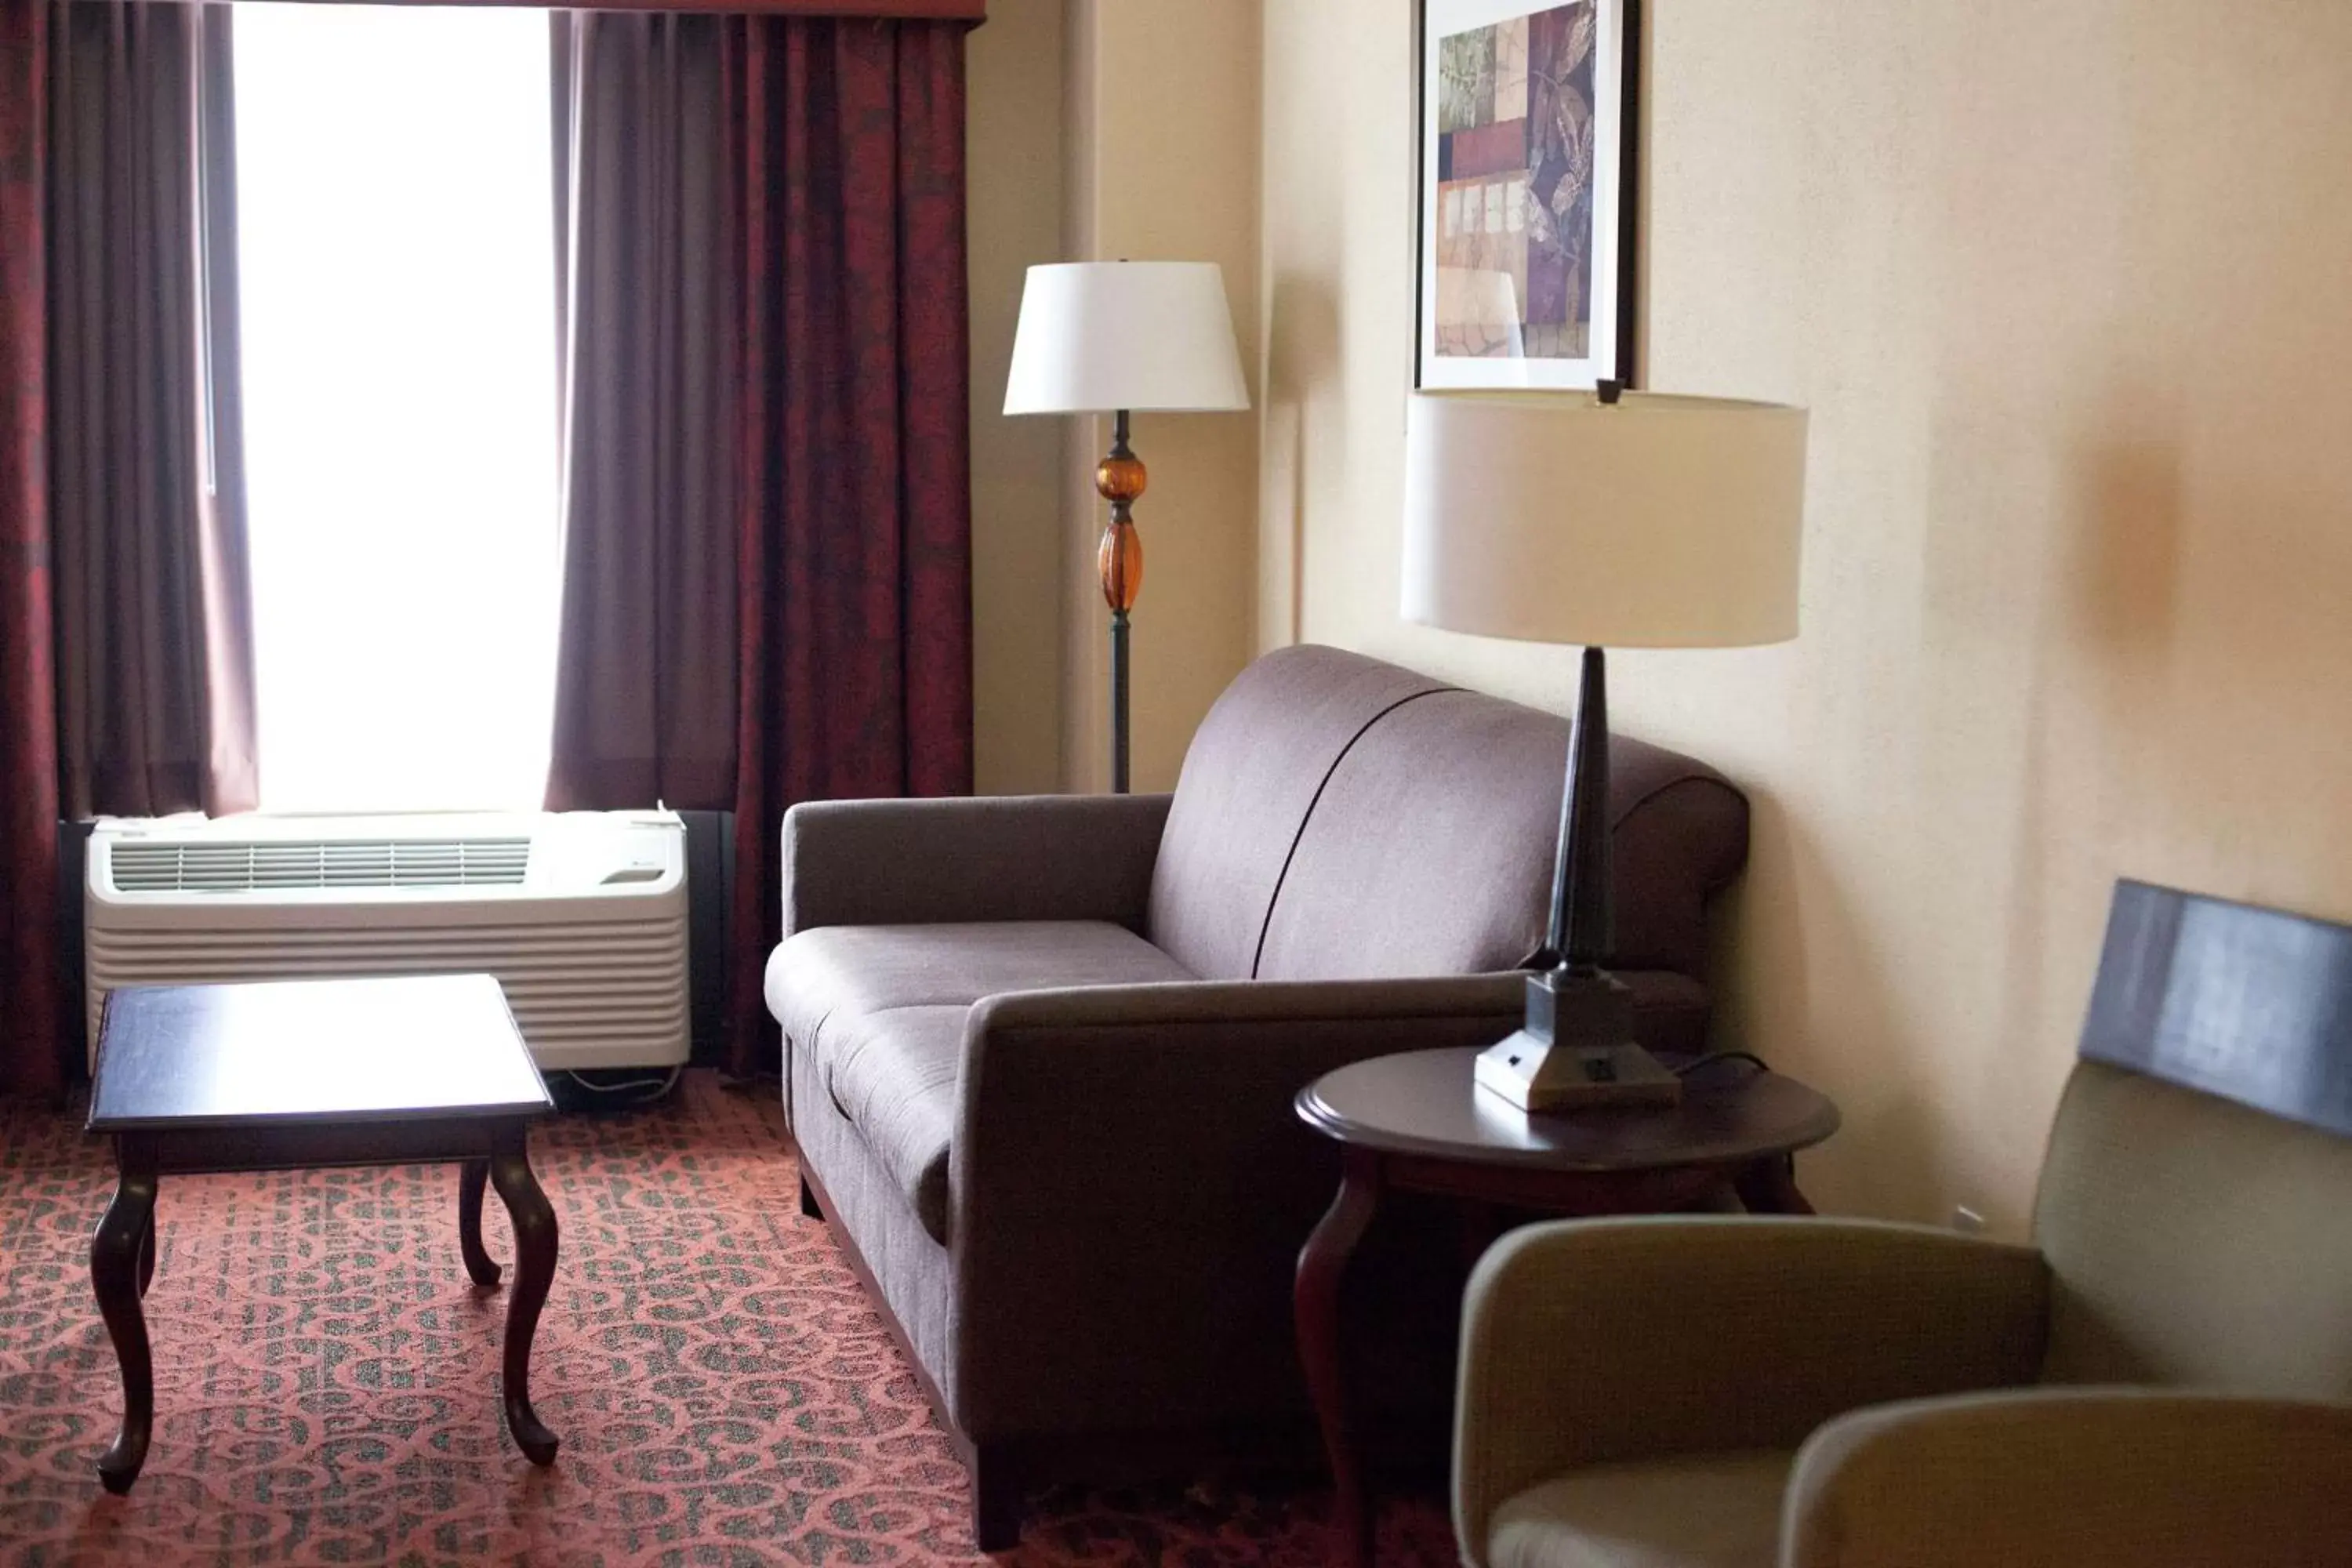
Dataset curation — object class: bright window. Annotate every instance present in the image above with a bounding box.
[234,3,558,813]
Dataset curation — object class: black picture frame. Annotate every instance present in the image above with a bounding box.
[1413,0,1640,390]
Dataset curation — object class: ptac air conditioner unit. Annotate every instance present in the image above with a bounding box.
[85,811,689,1073]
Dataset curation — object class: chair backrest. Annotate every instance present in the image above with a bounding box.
[2035,880,2352,1396]
[1145,644,1749,989]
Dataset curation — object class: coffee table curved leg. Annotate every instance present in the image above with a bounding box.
[136,1205,155,1298]
[458,1158,502,1287]
[91,1145,158,1493]
[488,1134,559,1465]
[1295,1145,1381,1568]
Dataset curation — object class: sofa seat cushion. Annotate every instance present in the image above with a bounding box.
[1486,1449,1792,1568]
[767,921,1195,1242]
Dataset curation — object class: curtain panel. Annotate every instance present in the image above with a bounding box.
[49,0,258,822]
[64,0,983,13]
[549,13,973,1077]
[0,0,257,1094]
[96,1,985,15]
[537,0,983,13]
[546,10,739,811]
[0,0,64,1096]
[725,14,974,1078]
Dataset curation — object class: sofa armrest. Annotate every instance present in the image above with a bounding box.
[945,974,1525,1440]
[782,793,1172,935]
[1454,1218,2049,1567]
[1784,1390,2352,1568]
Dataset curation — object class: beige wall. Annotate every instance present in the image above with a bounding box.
[967,0,1068,794]
[1260,0,2352,1232]
[1056,0,1263,793]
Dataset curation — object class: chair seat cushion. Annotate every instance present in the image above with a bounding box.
[766,921,1195,1242]
[1487,1449,1793,1568]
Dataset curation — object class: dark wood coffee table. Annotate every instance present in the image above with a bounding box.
[1294,1047,1839,1568]
[85,974,561,1493]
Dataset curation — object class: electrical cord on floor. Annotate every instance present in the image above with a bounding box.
[561,1066,683,1108]
[1672,1050,1771,1078]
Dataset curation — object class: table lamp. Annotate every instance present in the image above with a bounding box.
[1403,386,1807,1111]
[1004,261,1249,793]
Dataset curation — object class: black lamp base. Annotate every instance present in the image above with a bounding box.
[1474,970,1681,1110]
[1478,644,1683,1112]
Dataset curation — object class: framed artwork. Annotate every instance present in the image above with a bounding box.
[1415,0,1639,390]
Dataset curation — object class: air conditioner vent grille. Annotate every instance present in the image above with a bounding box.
[109,837,532,894]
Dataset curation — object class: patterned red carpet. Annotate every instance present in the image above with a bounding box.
[0,1071,1454,1566]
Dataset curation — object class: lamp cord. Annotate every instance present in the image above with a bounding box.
[561,1066,683,1106]
[1672,1051,1771,1078]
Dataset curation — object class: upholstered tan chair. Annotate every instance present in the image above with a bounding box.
[1454,880,2352,1568]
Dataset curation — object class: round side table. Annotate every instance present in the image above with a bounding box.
[1291,1047,1838,1568]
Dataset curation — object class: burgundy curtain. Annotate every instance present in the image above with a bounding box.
[48,0,257,820]
[724,16,972,1077]
[0,0,255,1094]
[0,0,63,1097]
[548,13,971,1077]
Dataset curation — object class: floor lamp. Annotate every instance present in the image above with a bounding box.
[1004,262,1249,793]
[1403,386,1809,1110]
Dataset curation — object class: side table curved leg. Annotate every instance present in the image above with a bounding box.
[1733,1154,1814,1215]
[458,1157,502,1287]
[91,1145,158,1493]
[489,1134,560,1465]
[1295,1145,1382,1568]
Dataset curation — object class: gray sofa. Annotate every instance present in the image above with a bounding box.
[764,644,1751,1548]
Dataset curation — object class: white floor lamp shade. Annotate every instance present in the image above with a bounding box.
[1003,262,1248,416]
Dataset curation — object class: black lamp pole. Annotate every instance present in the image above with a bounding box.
[1478,642,1681,1109]
[1110,611,1130,795]
[1541,384,1622,979]
[1533,646,1612,974]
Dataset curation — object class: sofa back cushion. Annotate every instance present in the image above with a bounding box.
[1254,684,1750,981]
[1147,646,1446,980]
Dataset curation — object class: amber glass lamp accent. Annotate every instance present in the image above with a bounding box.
[1094,416,1147,769]
[1004,263,1249,792]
